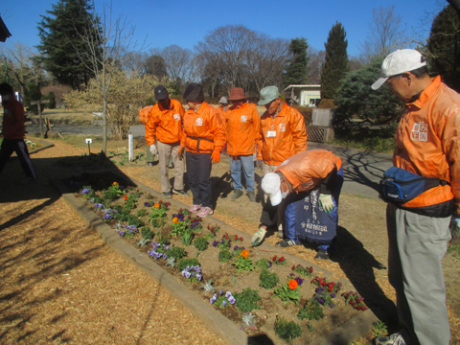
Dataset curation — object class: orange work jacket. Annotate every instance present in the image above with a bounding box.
[145,99,185,145]
[276,150,342,192]
[393,76,460,214]
[138,105,153,125]
[181,101,226,154]
[1,97,25,139]
[224,101,261,156]
[257,102,307,165]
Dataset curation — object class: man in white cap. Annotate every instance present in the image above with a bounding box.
[253,86,307,241]
[371,49,460,345]
[253,149,343,260]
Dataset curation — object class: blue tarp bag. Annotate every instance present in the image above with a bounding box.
[380,167,442,203]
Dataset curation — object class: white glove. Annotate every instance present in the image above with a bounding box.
[319,194,335,213]
[149,144,157,156]
[455,217,460,228]
[252,227,267,247]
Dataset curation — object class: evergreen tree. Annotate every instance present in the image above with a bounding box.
[37,0,102,90]
[282,38,309,87]
[427,5,460,92]
[144,55,168,82]
[334,61,403,138]
[320,22,349,100]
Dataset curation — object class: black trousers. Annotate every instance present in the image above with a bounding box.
[186,151,212,208]
[0,139,36,179]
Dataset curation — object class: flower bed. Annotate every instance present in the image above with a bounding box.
[76,177,368,344]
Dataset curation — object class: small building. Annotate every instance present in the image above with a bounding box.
[0,16,12,42]
[284,84,321,107]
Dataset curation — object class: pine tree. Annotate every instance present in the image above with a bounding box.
[427,5,460,92]
[283,38,309,87]
[320,22,349,100]
[37,0,102,90]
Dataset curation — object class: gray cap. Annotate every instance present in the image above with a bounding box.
[218,96,228,104]
[258,86,279,105]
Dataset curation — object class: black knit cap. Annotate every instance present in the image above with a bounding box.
[183,83,204,103]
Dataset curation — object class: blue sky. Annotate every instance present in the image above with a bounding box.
[1,0,447,58]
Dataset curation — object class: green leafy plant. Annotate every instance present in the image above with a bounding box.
[259,269,279,289]
[234,288,260,313]
[149,201,170,228]
[103,181,123,203]
[141,226,154,241]
[180,229,194,246]
[274,316,302,341]
[137,208,148,218]
[167,246,187,260]
[218,249,232,263]
[233,250,255,273]
[177,258,200,272]
[274,279,301,305]
[298,299,324,320]
[255,258,271,270]
[311,276,342,308]
[194,236,209,251]
[291,264,313,277]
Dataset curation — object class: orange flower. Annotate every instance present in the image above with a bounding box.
[123,194,128,201]
[288,279,298,290]
[154,203,160,208]
[239,249,249,259]
[172,217,180,224]
[113,181,118,186]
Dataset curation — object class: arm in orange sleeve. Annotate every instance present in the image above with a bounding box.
[441,106,460,214]
[291,111,307,153]
[144,108,158,146]
[210,109,226,152]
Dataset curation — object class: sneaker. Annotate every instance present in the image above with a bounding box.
[247,191,256,202]
[374,332,407,345]
[196,207,214,218]
[188,204,202,213]
[162,192,172,197]
[231,189,243,200]
[172,189,188,196]
[276,239,298,247]
[315,248,329,260]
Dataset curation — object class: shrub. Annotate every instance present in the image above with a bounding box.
[167,246,187,260]
[194,236,209,251]
[274,316,302,341]
[298,299,324,320]
[259,269,279,289]
[234,288,261,313]
[218,249,232,263]
[141,226,154,240]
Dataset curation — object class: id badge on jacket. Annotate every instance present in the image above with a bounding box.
[267,130,276,138]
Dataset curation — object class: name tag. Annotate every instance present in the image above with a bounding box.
[195,118,203,126]
[173,114,181,121]
[241,115,248,122]
[266,130,276,138]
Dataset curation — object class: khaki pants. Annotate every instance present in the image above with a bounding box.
[157,141,184,193]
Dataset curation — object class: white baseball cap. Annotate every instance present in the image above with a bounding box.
[261,173,282,206]
[371,49,427,90]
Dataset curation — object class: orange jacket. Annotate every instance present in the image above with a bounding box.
[145,99,185,145]
[1,97,25,139]
[393,76,460,214]
[181,101,226,154]
[138,105,153,125]
[224,101,261,156]
[276,150,342,192]
[257,102,307,165]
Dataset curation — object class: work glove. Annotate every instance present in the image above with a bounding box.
[318,193,334,213]
[251,227,267,247]
[178,146,185,161]
[211,150,220,163]
[452,217,460,239]
[149,144,157,156]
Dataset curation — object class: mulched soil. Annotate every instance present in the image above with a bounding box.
[0,137,458,344]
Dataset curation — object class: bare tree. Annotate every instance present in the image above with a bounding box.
[160,45,193,90]
[306,47,325,84]
[360,5,408,62]
[77,1,136,152]
[4,43,38,95]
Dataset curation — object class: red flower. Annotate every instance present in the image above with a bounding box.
[292,265,296,270]
[278,256,285,262]
[272,256,277,262]
[123,194,128,201]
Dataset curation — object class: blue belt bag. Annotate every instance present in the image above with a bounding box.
[380,167,445,203]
